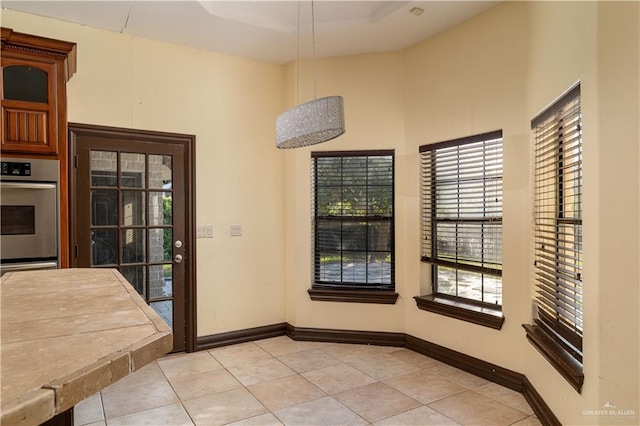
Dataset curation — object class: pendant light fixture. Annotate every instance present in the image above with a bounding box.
[276,0,345,149]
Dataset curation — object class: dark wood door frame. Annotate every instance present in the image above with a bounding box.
[68,123,197,353]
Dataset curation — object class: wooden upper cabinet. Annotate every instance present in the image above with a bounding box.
[1,28,76,155]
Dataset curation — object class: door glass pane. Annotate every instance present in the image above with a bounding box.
[149,191,171,226]
[91,190,117,226]
[163,194,172,225]
[150,300,172,328]
[91,151,117,187]
[149,228,172,262]
[121,153,145,188]
[92,229,117,265]
[149,192,172,225]
[122,229,146,263]
[149,264,172,299]
[121,265,146,298]
[121,191,145,226]
[3,65,48,103]
[149,155,172,189]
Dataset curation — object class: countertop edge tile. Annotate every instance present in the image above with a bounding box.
[1,269,173,425]
[0,388,55,426]
[130,331,174,370]
[46,351,132,413]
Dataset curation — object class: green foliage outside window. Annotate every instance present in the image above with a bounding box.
[163,196,172,263]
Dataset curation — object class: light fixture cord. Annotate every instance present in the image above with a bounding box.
[296,0,300,104]
[311,0,317,99]
[120,0,136,33]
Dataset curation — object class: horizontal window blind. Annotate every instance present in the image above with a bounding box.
[312,151,394,290]
[532,85,583,359]
[420,131,503,305]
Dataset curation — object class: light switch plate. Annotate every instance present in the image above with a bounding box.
[230,225,242,236]
[197,226,213,238]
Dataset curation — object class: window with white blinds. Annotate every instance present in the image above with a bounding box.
[532,84,583,362]
[420,131,503,306]
[312,151,394,290]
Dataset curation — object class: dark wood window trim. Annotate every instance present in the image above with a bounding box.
[308,288,399,304]
[414,294,504,330]
[418,131,504,323]
[523,322,584,393]
[526,83,583,393]
[311,150,395,297]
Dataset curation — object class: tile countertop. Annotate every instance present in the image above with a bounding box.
[0,268,173,426]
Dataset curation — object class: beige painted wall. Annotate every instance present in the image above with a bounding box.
[589,1,639,423]
[1,9,288,336]
[402,1,530,374]
[283,1,639,424]
[524,2,639,424]
[283,52,407,331]
[3,1,639,423]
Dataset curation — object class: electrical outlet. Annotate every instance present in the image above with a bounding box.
[230,225,242,237]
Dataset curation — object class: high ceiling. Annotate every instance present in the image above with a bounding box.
[2,1,499,64]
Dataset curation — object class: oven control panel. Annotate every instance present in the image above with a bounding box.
[1,161,32,177]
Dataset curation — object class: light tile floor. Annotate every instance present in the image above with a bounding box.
[74,336,542,426]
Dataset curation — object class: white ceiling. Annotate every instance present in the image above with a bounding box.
[2,1,499,64]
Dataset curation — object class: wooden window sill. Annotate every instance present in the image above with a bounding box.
[522,323,584,393]
[414,294,505,330]
[308,288,399,304]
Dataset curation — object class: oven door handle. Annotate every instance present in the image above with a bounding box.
[1,261,58,272]
[1,182,56,190]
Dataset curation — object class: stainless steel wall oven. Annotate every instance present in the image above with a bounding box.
[1,158,59,273]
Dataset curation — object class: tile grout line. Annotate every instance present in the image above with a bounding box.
[211,341,294,425]
[312,341,531,425]
[99,392,106,426]
[224,343,279,425]
[79,337,540,426]
[103,358,206,425]
[263,342,363,426]
[256,340,374,425]
[154,359,198,426]
[303,342,425,426]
